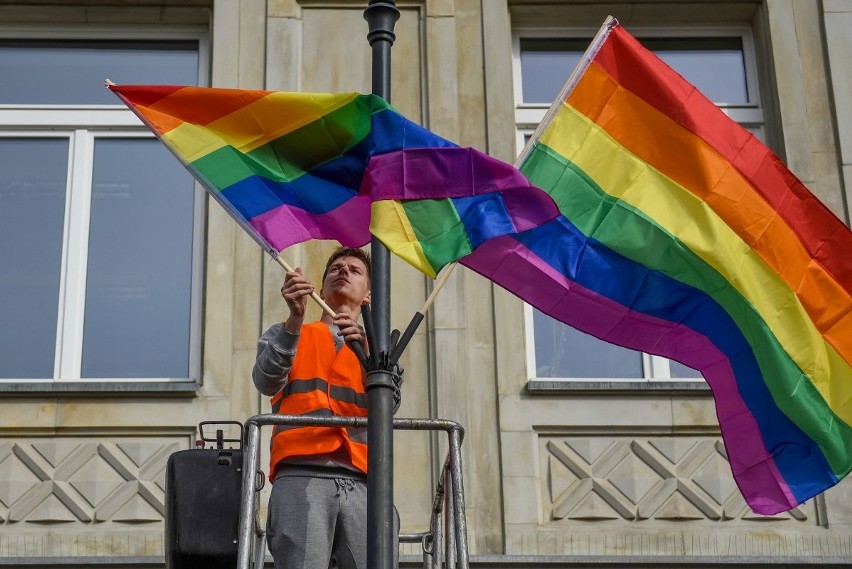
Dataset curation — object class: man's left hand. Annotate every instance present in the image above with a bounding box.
[333,311,369,354]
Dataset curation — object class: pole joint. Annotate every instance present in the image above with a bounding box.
[364,1,400,47]
[358,305,405,405]
[365,369,398,391]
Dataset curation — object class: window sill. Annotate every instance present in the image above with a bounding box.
[527,379,711,395]
[0,380,201,396]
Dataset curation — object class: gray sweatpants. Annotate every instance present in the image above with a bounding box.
[266,475,399,569]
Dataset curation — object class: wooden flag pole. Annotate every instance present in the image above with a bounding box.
[419,260,456,315]
[387,261,456,365]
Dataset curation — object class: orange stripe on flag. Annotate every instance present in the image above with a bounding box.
[145,86,272,126]
[567,62,852,364]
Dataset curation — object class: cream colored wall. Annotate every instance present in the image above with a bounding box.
[817,0,852,535]
[262,0,505,553]
[822,0,852,225]
[486,0,852,560]
[0,1,222,560]
[1,0,851,564]
[261,1,439,550]
[421,0,507,554]
[765,0,845,218]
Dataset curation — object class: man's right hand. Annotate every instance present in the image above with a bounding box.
[281,267,314,334]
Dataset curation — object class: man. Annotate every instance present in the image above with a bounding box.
[253,246,395,569]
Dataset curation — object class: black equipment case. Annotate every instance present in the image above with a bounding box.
[165,421,247,569]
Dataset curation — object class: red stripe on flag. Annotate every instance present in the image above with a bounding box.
[591,26,852,289]
[108,84,184,108]
[112,85,272,126]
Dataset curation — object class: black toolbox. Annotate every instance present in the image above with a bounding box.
[165,421,246,569]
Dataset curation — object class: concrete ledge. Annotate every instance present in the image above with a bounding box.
[527,379,712,394]
[466,555,852,567]
[4,554,851,568]
[0,381,200,395]
[0,558,163,568]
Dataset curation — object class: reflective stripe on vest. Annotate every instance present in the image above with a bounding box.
[268,322,368,480]
[271,378,369,410]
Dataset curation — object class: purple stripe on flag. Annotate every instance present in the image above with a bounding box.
[364,147,555,202]
[499,189,560,233]
[463,236,797,514]
[248,196,371,251]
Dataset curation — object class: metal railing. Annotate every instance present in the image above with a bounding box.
[236,414,469,569]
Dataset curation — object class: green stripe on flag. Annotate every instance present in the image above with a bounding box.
[402,199,473,273]
[521,142,852,475]
[190,97,376,190]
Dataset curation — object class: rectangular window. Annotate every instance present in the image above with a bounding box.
[0,39,199,105]
[515,26,763,384]
[0,137,69,379]
[82,137,196,379]
[0,33,207,386]
[519,36,751,105]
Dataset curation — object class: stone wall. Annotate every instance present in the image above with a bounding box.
[0,0,850,565]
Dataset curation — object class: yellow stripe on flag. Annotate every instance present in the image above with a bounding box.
[371,200,436,278]
[541,103,852,421]
[162,92,360,162]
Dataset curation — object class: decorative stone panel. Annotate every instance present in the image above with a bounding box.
[0,437,183,527]
[542,436,807,524]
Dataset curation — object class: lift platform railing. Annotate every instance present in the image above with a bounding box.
[236,414,469,569]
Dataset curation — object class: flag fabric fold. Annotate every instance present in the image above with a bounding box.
[462,18,852,515]
[366,147,560,276]
[110,24,852,514]
[109,84,558,270]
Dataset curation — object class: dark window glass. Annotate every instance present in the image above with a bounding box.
[0,139,69,378]
[520,36,747,104]
[670,360,702,379]
[0,40,198,105]
[2,38,200,381]
[533,309,643,378]
[81,138,196,378]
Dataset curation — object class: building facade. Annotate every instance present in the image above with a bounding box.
[1,0,850,567]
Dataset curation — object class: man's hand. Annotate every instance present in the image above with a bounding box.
[281,267,314,334]
[333,310,369,355]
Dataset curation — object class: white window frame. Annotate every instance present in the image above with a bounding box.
[0,26,209,386]
[514,25,764,385]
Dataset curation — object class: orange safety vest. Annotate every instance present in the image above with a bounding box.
[268,321,368,481]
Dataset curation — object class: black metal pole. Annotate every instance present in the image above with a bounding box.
[364,2,399,569]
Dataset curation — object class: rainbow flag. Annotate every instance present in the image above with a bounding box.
[108,85,557,266]
[463,19,852,514]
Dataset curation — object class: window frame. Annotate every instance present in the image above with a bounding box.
[0,26,209,392]
[513,24,764,133]
[514,24,763,388]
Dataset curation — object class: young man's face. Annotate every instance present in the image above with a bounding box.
[321,255,371,305]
